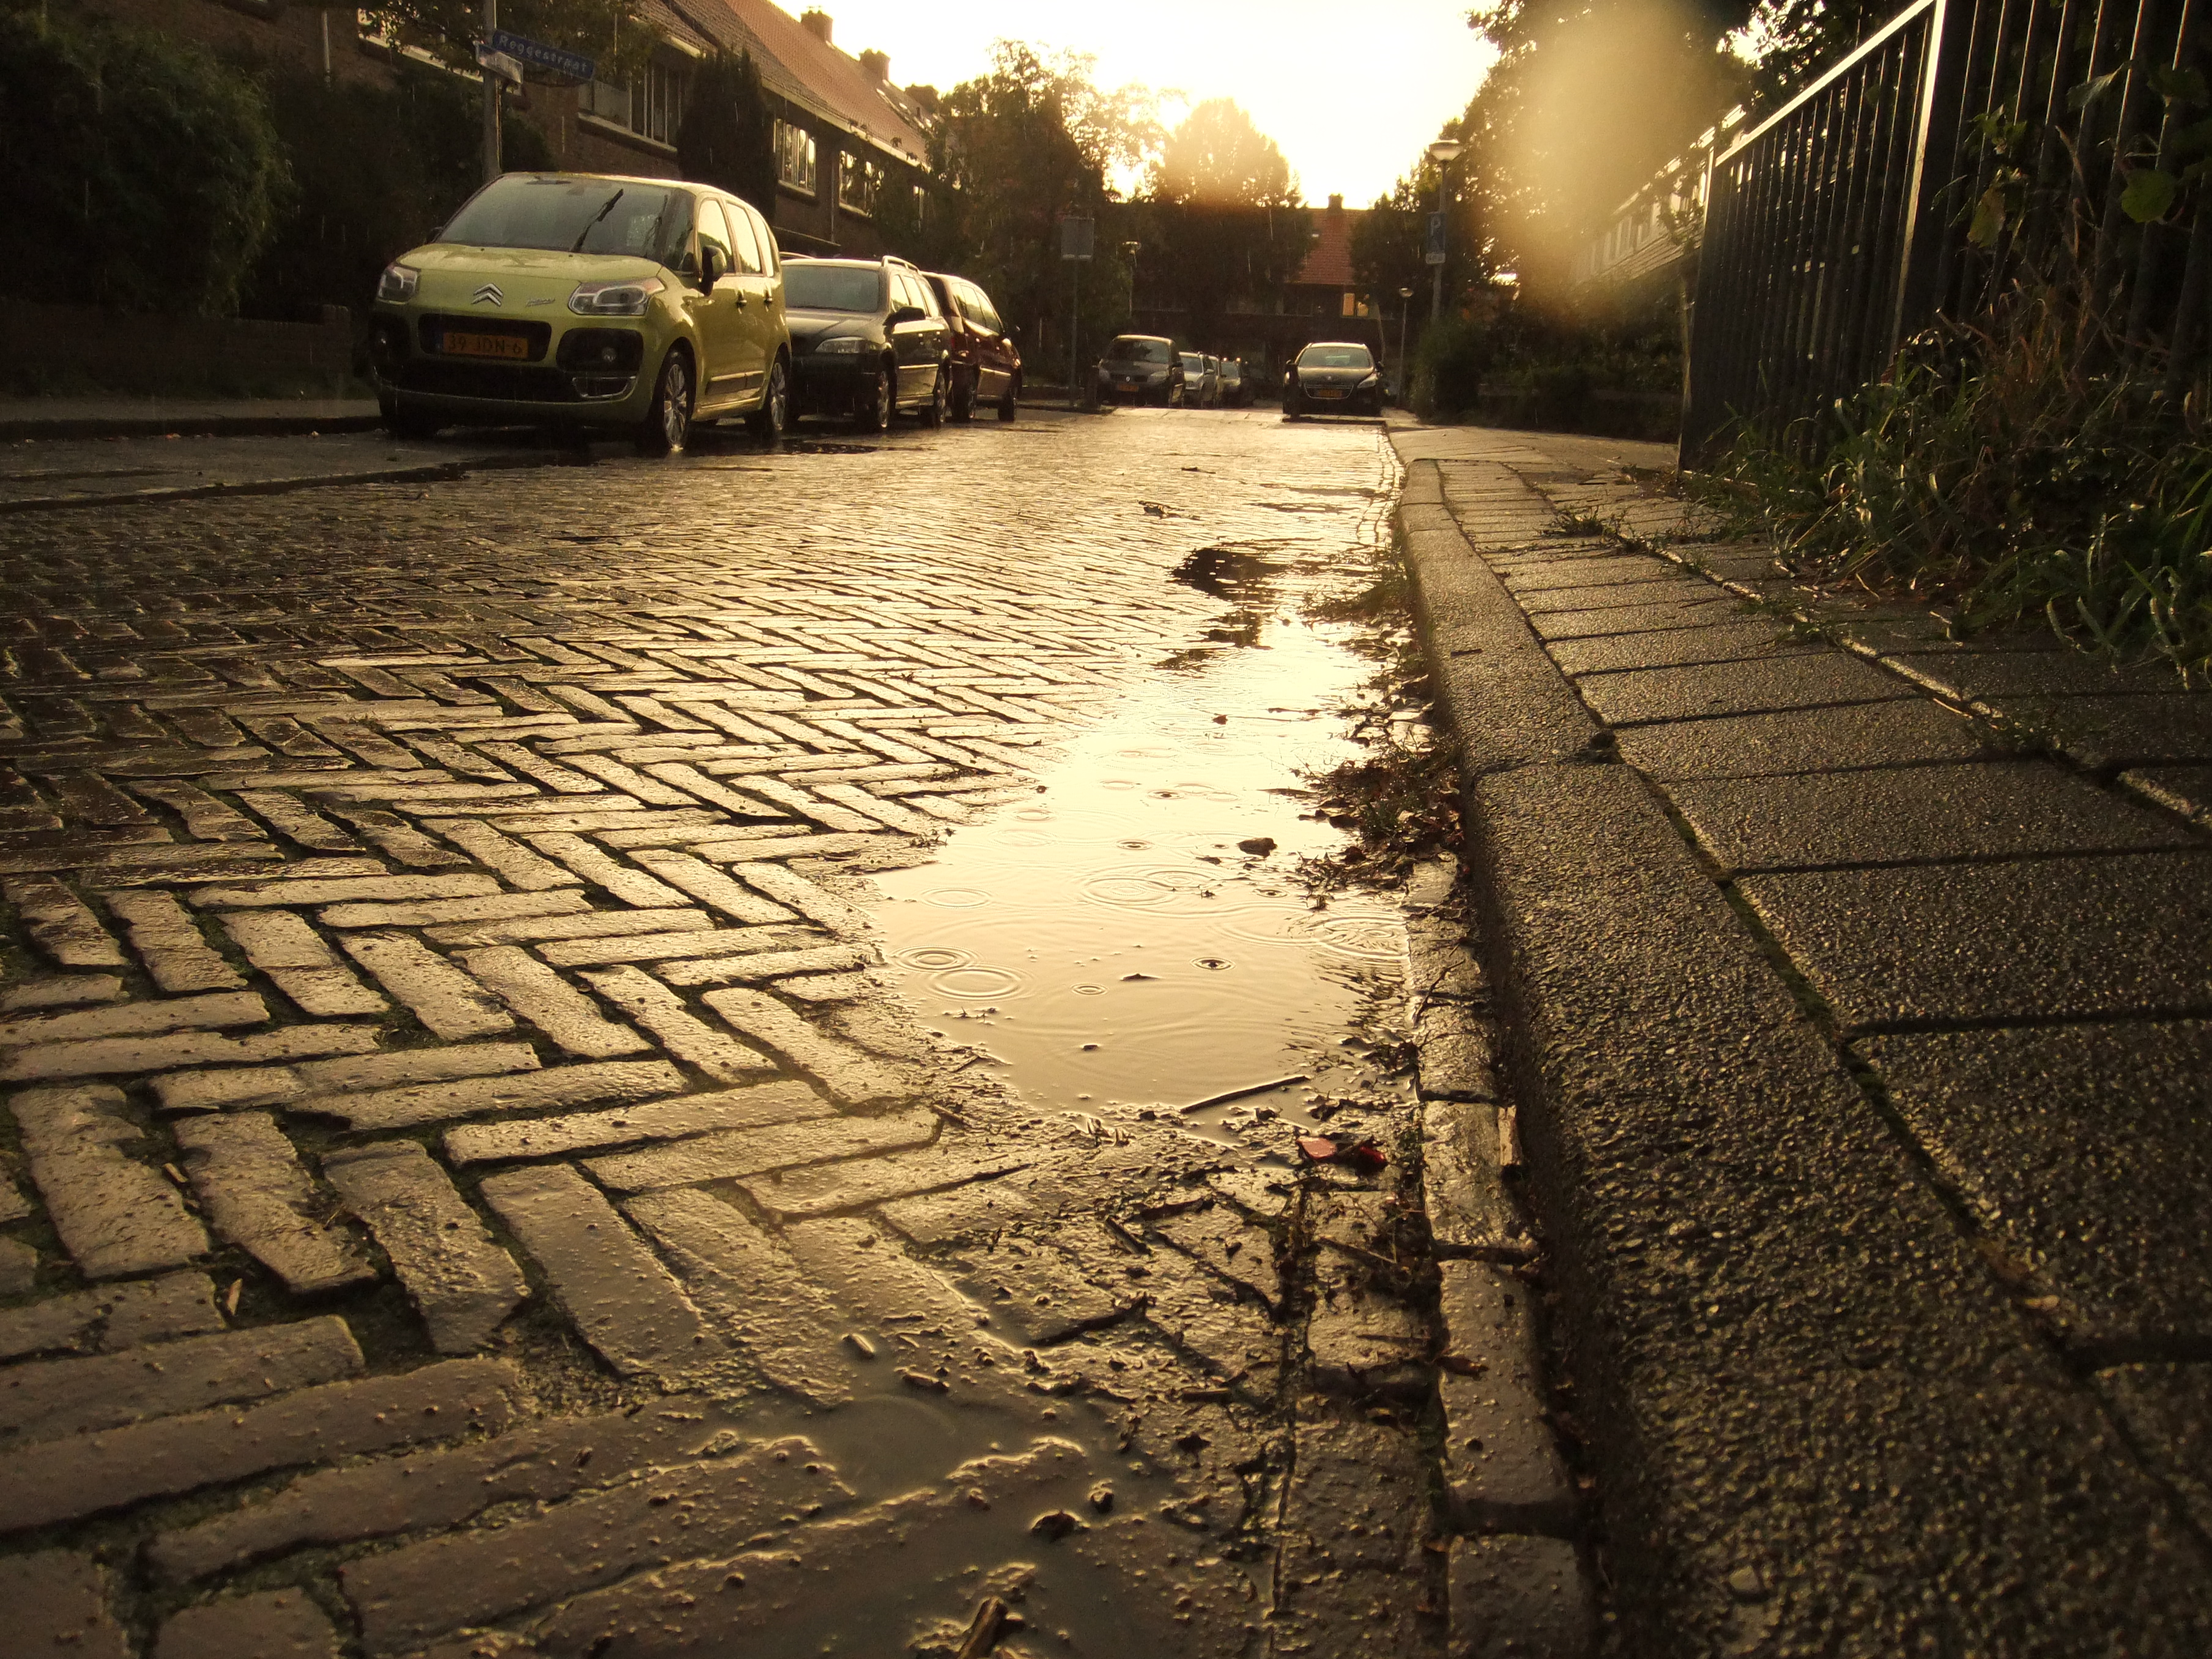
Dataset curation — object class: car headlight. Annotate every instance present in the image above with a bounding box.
[569,277,666,317]
[813,336,868,354]
[376,262,419,303]
[1358,373,1379,387]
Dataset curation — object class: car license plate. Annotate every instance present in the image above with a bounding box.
[1118,380,1141,391]
[442,330,531,360]
[1312,388,1346,400]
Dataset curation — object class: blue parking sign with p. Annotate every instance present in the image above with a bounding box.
[1425,212,1447,266]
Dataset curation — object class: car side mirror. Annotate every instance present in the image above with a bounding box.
[888,305,925,326]
[700,245,726,286]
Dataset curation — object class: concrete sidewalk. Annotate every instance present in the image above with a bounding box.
[1394,421,2212,1653]
[0,398,383,441]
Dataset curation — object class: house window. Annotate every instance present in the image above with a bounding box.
[581,57,685,146]
[775,120,817,195]
[637,57,685,145]
[837,152,881,216]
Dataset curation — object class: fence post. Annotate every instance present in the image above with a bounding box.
[1679,146,1728,469]
[1890,0,1978,352]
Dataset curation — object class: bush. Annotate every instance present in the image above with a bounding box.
[0,8,287,316]
[243,64,551,321]
[1411,316,1485,418]
[1702,281,2212,681]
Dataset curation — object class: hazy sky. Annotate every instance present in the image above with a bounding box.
[804,1,1499,206]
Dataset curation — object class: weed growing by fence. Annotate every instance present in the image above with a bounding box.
[1699,281,2212,682]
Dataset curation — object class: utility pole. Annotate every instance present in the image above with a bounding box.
[481,0,501,184]
[1060,215,1094,408]
[1425,139,1463,325]
[1397,286,1414,404]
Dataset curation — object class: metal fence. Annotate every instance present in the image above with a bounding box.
[1682,0,2210,462]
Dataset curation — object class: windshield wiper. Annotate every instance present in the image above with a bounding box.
[571,189,624,253]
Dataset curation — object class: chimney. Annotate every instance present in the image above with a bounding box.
[1327,193,1343,212]
[800,9,831,44]
[859,48,888,81]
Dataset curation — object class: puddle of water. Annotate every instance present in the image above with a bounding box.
[872,546,1406,1147]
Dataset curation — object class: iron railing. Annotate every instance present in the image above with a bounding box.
[1683,0,2210,462]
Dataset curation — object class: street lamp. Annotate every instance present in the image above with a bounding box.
[1425,138,1464,325]
[1397,286,1414,406]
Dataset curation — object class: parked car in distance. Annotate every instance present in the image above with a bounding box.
[1179,352,1219,408]
[1217,357,1247,407]
[1284,341,1383,416]
[784,254,951,431]
[1097,335,1184,405]
[923,272,1022,421]
[369,171,790,455]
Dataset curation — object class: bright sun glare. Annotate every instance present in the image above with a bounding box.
[790,0,1499,206]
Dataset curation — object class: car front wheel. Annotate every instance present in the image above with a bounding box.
[749,355,788,443]
[855,364,892,433]
[634,349,693,456]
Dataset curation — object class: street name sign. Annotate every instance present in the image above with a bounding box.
[488,28,595,83]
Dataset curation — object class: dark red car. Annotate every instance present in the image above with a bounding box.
[924,271,1022,421]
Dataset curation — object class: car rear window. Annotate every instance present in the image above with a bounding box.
[442,177,686,261]
[784,263,882,311]
[1299,344,1374,369]
[1105,337,1173,365]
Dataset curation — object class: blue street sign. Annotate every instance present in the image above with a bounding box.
[1425,211,1447,266]
[488,28,595,83]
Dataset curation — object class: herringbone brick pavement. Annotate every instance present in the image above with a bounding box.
[0,411,1419,1655]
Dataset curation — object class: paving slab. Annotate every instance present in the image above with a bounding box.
[1545,617,1808,672]
[582,1107,940,1192]
[1614,699,1998,780]
[323,1141,528,1353]
[1739,851,2212,1028]
[623,1187,855,1402]
[153,1587,341,1659]
[2095,1362,2212,1539]
[477,1162,721,1377]
[146,1396,749,1582]
[0,1548,131,1659]
[0,1316,360,1444]
[0,1271,224,1360]
[0,1357,518,1531]
[12,1082,210,1277]
[1990,693,2212,768]
[1670,760,2193,871]
[297,1057,686,1130]
[340,1438,849,1654]
[1466,759,2212,1648]
[1576,652,1915,726]
[172,1113,376,1293]
[442,1077,828,1163]
[1447,1535,1594,1659]
[1436,1261,1573,1534]
[1858,1022,2212,1348]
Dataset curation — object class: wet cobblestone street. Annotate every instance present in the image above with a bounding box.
[0,409,1531,1657]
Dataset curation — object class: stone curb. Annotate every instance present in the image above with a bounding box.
[0,411,384,442]
[0,450,575,515]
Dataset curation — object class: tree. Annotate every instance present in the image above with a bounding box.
[676,50,774,214]
[924,43,1156,358]
[1152,97,1297,207]
[1142,100,1309,341]
[1,7,288,316]
[1458,0,1752,294]
[351,0,656,82]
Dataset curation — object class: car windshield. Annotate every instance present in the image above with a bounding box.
[1105,338,1173,365]
[784,263,882,311]
[1299,345,1374,369]
[1179,353,1204,371]
[442,177,685,260]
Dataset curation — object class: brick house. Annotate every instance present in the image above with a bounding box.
[1283,195,1373,322]
[85,0,931,259]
